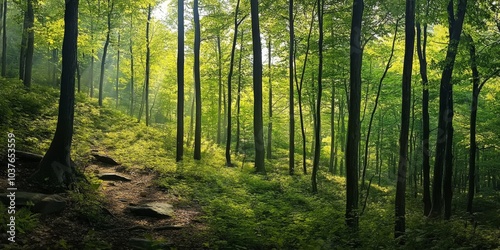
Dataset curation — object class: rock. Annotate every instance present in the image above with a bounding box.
[92,153,120,165]
[97,173,132,182]
[0,192,66,215]
[128,238,173,249]
[127,202,174,218]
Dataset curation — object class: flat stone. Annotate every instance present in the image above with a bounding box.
[97,173,132,182]
[0,192,66,215]
[92,153,120,165]
[128,202,174,218]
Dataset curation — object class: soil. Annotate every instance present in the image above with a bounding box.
[0,152,210,249]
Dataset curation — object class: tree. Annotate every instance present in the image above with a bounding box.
[1,0,6,77]
[145,4,151,126]
[416,0,431,216]
[429,0,467,218]
[31,0,79,188]
[194,0,201,160]
[98,0,114,106]
[250,0,265,174]
[225,0,244,165]
[395,0,415,240]
[176,0,185,162]
[288,0,295,175]
[19,0,34,88]
[311,0,324,194]
[345,0,363,230]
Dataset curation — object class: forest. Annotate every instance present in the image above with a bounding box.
[0,0,499,249]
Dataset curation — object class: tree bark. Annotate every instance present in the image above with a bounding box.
[217,35,222,145]
[236,30,244,153]
[23,0,34,88]
[289,0,295,175]
[429,0,467,218]
[31,0,79,188]
[98,0,113,106]
[194,0,202,160]
[345,0,363,231]
[416,19,431,216]
[145,5,151,126]
[250,0,265,174]
[115,31,120,108]
[176,0,185,162]
[129,13,134,116]
[312,0,324,194]
[267,39,272,160]
[1,0,6,77]
[395,0,415,240]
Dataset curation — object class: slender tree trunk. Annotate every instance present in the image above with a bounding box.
[99,0,113,107]
[267,39,272,160]
[466,33,478,215]
[129,14,134,116]
[250,0,265,174]
[416,19,431,216]
[90,49,94,96]
[76,59,81,92]
[289,0,295,175]
[31,0,79,188]
[115,32,120,108]
[346,0,363,231]
[23,0,34,88]
[225,0,242,164]
[19,1,28,81]
[217,35,222,145]
[329,80,335,174]
[312,0,324,194]
[145,5,151,126]
[429,0,467,218]
[194,0,202,160]
[236,30,244,153]
[0,0,6,77]
[176,0,185,162]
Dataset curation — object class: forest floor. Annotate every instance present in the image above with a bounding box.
[0,154,210,249]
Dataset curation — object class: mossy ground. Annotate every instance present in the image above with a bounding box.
[0,79,499,249]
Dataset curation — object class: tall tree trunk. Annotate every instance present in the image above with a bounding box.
[294,0,317,175]
[129,13,134,116]
[443,93,454,220]
[145,5,151,126]
[289,0,295,175]
[89,49,94,96]
[176,0,185,162]
[225,0,245,164]
[0,0,6,77]
[98,0,113,107]
[345,0,363,231]
[19,0,28,81]
[416,19,431,216]
[115,31,120,108]
[395,0,415,240]
[429,0,467,218]
[329,80,335,174]
[312,0,324,194]
[267,39,272,160]
[23,0,34,88]
[194,0,202,160]
[217,35,222,145]
[250,0,265,174]
[236,30,244,153]
[31,0,79,188]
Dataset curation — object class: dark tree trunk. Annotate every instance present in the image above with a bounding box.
[267,39,272,160]
[250,0,265,174]
[395,0,415,240]
[145,5,151,126]
[1,0,6,77]
[236,30,244,153]
[129,14,134,116]
[90,49,94,96]
[31,0,79,188]
[312,0,324,194]
[345,0,363,230]
[19,0,28,81]
[429,0,466,218]
[466,33,478,215]
[416,19,431,216]
[98,0,113,106]
[23,0,34,88]
[217,35,222,145]
[194,0,202,160]
[176,0,185,162]
[289,0,295,175]
[443,92,453,220]
[329,79,335,174]
[115,32,120,108]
